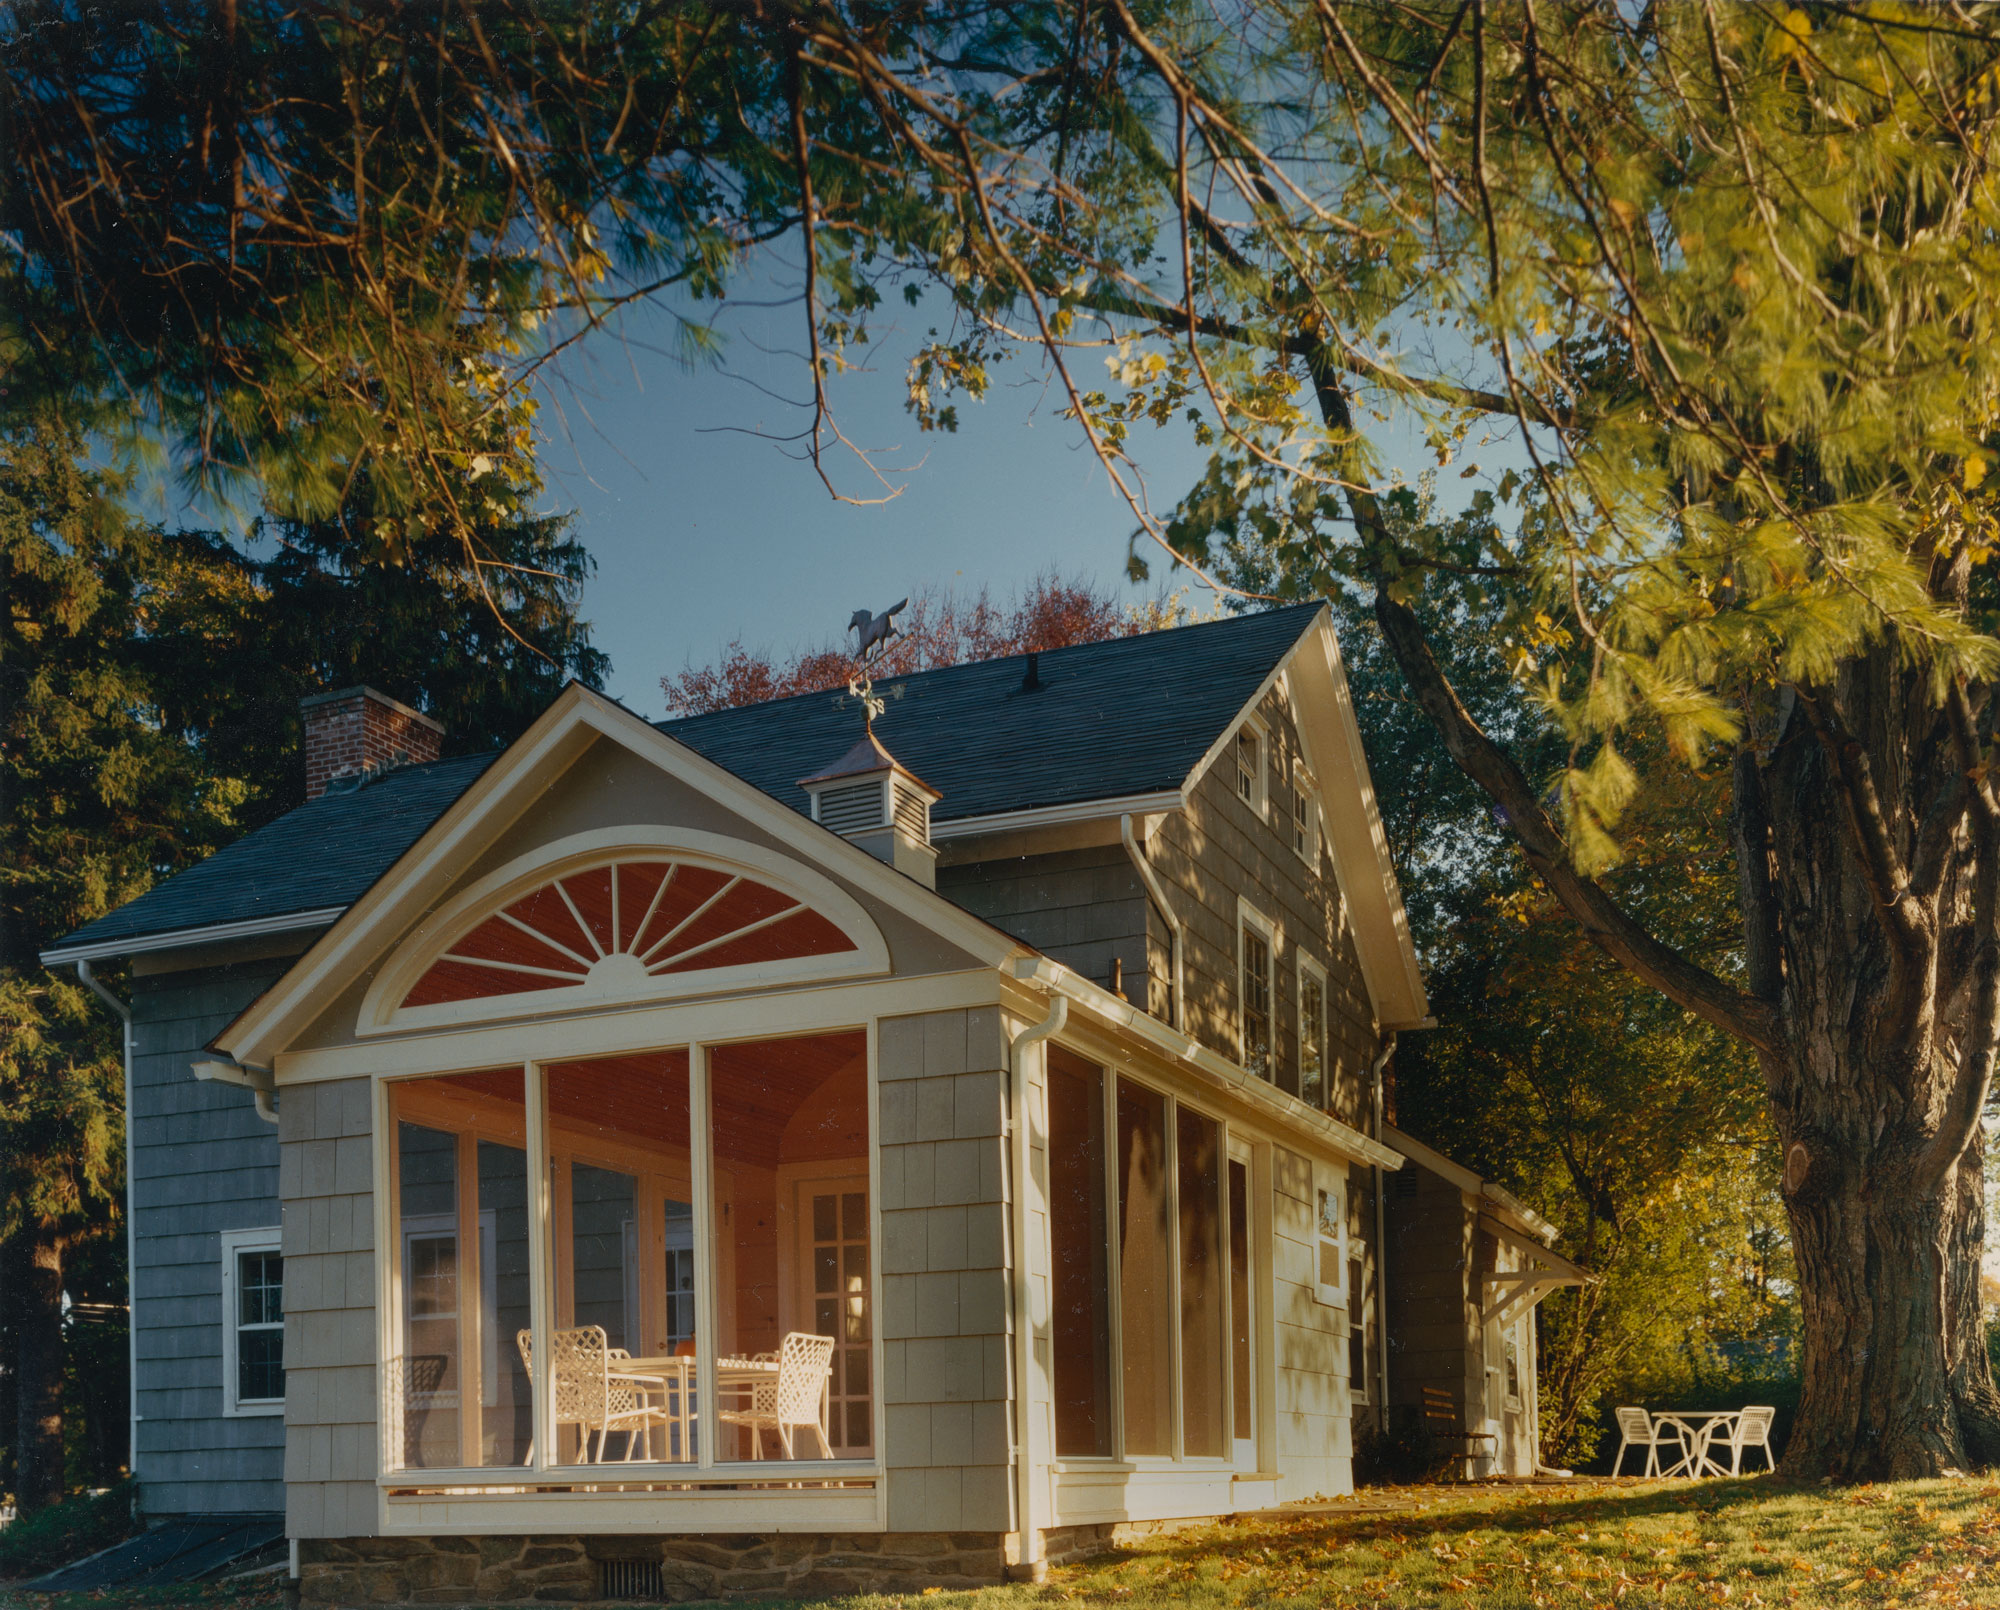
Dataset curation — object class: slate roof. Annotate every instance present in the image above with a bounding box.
[45,602,1325,959]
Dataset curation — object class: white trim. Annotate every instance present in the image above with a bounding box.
[218,686,1028,1069]
[220,1226,285,1417]
[1287,760,1321,869]
[359,827,891,1034]
[278,970,997,1086]
[928,790,1185,843]
[1236,898,1279,1084]
[40,908,346,967]
[378,1482,881,1534]
[1232,716,1269,818]
[1009,958,1403,1171]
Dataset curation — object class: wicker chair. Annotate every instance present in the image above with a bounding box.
[716,1332,835,1459]
[518,1326,670,1463]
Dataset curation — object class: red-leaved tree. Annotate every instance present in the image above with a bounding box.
[662,575,1181,716]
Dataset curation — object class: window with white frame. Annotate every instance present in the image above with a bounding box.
[1314,1167,1349,1307]
[221,1227,284,1416]
[1289,764,1319,866]
[1239,904,1277,1081]
[1298,956,1328,1109]
[1234,721,1267,816]
[1503,1321,1524,1408]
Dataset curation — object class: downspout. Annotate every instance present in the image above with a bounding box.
[192,1057,279,1125]
[1006,991,1067,1583]
[1120,814,1183,1031]
[1369,1033,1396,1433]
[76,962,138,1496]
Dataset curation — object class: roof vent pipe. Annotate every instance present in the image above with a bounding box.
[1019,652,1043,693]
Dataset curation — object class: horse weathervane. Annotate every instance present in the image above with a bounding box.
[845,599,907,730]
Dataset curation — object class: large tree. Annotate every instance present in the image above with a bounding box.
[13,1,2000,1479]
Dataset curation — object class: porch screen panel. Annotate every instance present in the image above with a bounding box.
[1176,1108,1227,1459]
[1229,1158,1253,1444]
[1115,1078,1173,1456]
[387,1069,531,1470]
[541,1050,694,1463]
[708,1031,870,1460]
[1047,1047,1111,1458]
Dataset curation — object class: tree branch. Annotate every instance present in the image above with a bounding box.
[1371,584,1784,1056]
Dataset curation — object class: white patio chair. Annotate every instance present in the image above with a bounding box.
[1610,1406,1673,1477]
[518,1326,671,1463]
[716,1331,835,1459]
[1723,1406,1778,1474]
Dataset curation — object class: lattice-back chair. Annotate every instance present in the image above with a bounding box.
[1611,1406,1672,1477]
[718,1332,835,1459]
[1420,1385,1496,1481]
[519,1325,669,1463]
[1725,1406,1778,1474]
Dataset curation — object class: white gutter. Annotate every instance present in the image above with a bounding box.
[930,790,1185,843]
[1009,957,1403,1172]
[41,907,347,967]
[1006,993,1067,1583]
[192,1057,279,1126]
[1369,1033,1396,1426]
[76,962,138,1503]
[1119,815,1184,1032]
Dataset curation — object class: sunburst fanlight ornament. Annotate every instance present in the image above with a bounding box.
[402,857,857,1008]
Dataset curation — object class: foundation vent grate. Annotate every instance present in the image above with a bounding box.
[599,1558,664,1600]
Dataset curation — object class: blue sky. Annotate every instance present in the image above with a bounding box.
[535,289,1218,716]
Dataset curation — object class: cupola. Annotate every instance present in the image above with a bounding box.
[799,730,941,888]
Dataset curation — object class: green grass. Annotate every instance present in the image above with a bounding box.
[2,1478,1994,1609]
[0,1483,137,1583]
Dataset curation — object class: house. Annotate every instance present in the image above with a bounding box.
[43,605,1579,1603]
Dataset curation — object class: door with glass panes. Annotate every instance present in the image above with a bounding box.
[792,1176,871,1456]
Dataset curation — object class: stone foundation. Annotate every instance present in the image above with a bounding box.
[298,1531,1012,1604]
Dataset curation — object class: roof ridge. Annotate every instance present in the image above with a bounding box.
[656,599,1324,732]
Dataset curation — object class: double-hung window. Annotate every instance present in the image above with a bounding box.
[221,1227,284,1416]
[1239,902,1278,1082]
[1234,721,1267,816]
[1289,765,1319,867]
[1298,956,1329,1110]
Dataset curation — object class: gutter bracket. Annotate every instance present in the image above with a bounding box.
[193,1057,280,1126]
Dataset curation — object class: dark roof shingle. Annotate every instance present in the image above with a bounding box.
[46,603,1323,958]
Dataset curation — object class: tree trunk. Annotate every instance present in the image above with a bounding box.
[1750,644,1999,1479]
[11,1231,67,1512]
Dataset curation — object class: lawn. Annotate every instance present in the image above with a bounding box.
[3,1477,1996,1609]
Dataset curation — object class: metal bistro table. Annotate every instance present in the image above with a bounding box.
[616,1354,781,1462]
[1651,1410,1743,1479]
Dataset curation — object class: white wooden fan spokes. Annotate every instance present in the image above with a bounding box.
[402,858,858,1008]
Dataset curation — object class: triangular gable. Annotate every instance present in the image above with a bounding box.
[1181,607,1429,1031]
[217,685,1028,1069]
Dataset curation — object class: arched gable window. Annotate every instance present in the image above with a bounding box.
[366,830,888,1030]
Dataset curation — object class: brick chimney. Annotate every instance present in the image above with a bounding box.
[303,687,445,799]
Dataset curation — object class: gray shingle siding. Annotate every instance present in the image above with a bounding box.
[131,961,290,1517]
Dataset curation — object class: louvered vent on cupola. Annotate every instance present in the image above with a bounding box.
[799,730,942,888]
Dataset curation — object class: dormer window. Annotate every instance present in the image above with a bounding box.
[1235,721,1267,816]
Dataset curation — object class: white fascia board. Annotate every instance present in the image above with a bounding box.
[928,790,1185,842]
[39,907,347,967]
[218,686,1031,1067]
[1287,614,1430,1028]
[1381,1122,1485,1194]
[1010,956,1404,1171]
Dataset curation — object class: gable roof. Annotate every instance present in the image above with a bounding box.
[44,605,1326,963]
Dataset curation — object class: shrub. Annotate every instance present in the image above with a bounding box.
[0,1480,136,1579]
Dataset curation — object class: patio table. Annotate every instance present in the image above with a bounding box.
[1650,1410,1742,1478]
[618,1355,781,1462]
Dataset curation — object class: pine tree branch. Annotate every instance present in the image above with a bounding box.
[1370,585,1785,1058]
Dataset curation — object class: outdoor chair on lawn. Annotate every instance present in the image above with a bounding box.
[1420,1386,1496,1481]
[717,1331,835,1460]
[517,1326,672,1463]
[1611,1406,1687,1477]
[1722,1406,1777,1474]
